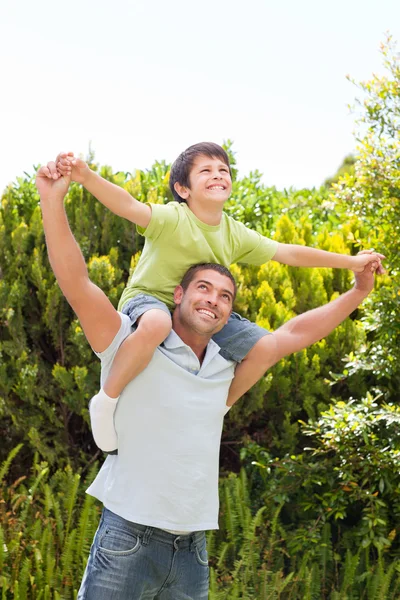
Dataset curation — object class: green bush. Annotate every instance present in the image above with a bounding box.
[0,146,369,474]
[241,393,400,561]
[3,446,400,599]
[0,446,99,599]
[332,34,400,400]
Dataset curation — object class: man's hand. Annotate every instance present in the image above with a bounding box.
[350,250,385,275]
[353,250,380,295]
[36,160,71,201]
[56,152,90,184]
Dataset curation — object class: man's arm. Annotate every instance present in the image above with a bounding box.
[273,242,385,273]
[57,153,151,228]
[227,260,377,406]
[272,267,374,363]
[36,161,121,352]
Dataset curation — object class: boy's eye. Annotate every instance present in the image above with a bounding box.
[201,169,210,173]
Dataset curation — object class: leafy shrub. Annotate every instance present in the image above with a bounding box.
[242,393,400,560]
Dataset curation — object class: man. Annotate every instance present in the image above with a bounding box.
[36,160,379,600]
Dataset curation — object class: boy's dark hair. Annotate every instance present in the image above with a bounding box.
[169,142,231,203]
[180,263,237,301]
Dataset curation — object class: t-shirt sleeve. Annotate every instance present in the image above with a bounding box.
[232,219,278,265]
[136,202,180,242]
[95,313,133,383]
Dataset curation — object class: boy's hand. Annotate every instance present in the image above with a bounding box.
[36,160,71,201]
[350,250,386,275]
[56,152,90,184]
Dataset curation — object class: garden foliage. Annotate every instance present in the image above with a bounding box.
[1,150,367,473]
[0,35,399,599]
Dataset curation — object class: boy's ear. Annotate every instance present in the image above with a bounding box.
[173,285,184,305]
[174,182,190,200]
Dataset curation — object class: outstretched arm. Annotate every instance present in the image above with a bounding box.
[272,262,375,362]
[57,152,151,227]
[36,160,121,352]
[227,258,378,406]
[273,242,385,273]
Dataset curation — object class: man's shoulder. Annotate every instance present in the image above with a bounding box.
[96,313,132,361]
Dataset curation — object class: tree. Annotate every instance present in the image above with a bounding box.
[333,34,400,400]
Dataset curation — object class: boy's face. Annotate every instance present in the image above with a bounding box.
[175,155,232,206]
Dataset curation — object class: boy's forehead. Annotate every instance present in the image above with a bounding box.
[192,155,228,169]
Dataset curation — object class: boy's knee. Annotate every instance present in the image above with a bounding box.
[138,309,172,340]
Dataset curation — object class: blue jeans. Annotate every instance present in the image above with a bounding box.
[78,508,209,600]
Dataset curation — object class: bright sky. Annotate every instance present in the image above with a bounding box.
[1,0,399,193]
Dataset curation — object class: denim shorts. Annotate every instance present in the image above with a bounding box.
[78,508,209,600]
[122,294,270,363]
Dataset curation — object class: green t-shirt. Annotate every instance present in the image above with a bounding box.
[118,202,278,310]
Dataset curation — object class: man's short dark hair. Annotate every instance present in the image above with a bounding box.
[169,142,231,203]
[180,263,237,301]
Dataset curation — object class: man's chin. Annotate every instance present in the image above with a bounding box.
[191,318,221,336]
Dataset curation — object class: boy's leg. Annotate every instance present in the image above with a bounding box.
[212,313,271,407]
[103,308,172,397]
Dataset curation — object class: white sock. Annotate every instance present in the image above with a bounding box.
[89,388,120,452]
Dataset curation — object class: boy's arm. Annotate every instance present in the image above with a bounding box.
[36,160,121,353]
[273,243,385,273]
[57,152,151,228]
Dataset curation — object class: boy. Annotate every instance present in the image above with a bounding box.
[56,143,383,408]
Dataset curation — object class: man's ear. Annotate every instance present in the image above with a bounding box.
[173,285,184,305]
[174,182,190,200]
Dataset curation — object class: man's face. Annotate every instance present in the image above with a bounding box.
[175,155,232,206]
[174,269,234,336]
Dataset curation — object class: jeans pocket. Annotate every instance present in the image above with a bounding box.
[194,541,209,567]
[98,526,141,556]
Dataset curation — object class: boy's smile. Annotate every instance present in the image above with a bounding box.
[175,155,232,209]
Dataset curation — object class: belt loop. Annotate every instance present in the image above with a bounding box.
[173,536,181,550]
[142,526,153,546]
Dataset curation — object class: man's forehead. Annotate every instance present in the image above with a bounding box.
[190,270,235,292]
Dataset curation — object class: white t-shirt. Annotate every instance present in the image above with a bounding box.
[87,313,236,532]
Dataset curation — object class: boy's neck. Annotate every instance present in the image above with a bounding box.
[186,199,223,226]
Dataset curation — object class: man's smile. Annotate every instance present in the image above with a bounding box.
[196,307,217,320]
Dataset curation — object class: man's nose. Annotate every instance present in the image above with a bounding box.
[206,293,219,306]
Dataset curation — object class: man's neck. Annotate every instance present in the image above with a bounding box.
[171,321,211,363]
